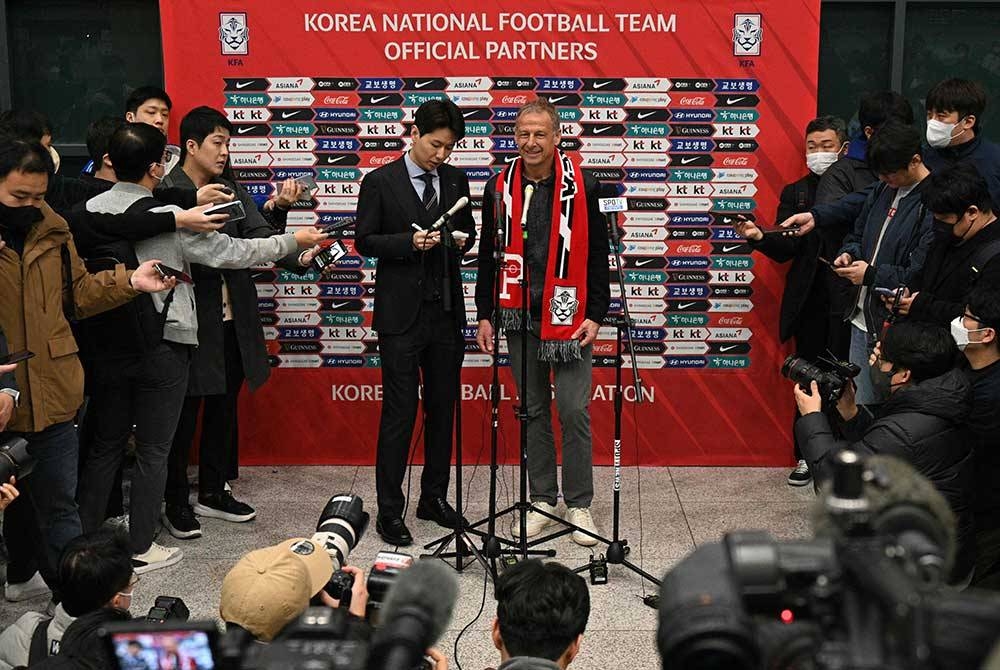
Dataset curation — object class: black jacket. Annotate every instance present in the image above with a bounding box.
[962,359,1000,520]
[815,138,877,206]
[160,168,298,394]
[908,221,1000,326]
[923,135,1000,208]
[475,169,610,325]
[750,173,851,342]
[795,368,975,581]
[354,157,476,335]
[30,607,131,670]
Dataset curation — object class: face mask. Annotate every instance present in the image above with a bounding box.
[869,362,900,402]
[0,202,44,231]
[48,145,60,173]
[950,315,989,351]
[926,118,967,148]
[806,151,840,176]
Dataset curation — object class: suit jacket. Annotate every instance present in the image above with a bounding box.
[355,157,476,335]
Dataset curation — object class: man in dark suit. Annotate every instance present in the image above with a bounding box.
[355,99,476,545]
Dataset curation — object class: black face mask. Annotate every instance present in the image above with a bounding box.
[869,362,899,403]
[932,218,953,239]
[0,202,43,231]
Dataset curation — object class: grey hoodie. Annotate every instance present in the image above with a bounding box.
[86,182,297,345]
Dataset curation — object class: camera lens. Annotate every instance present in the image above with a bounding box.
[313,495,369,572]
[0,437,33,482]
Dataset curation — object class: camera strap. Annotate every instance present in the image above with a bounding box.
[28,617,53,665]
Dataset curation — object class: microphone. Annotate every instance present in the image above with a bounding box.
[369,560,458,670]
[429,196,470,231]
[520,184,535,228]
[599,195,628,244]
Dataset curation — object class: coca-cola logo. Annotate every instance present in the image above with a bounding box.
[501,95,528,105]
[367,156,396,165]
[592,343,615,354]
[718,316,744,325]
[323,96,351,105]
[675,244,702,253]
[723,157,750,166]
[679,96,706,105]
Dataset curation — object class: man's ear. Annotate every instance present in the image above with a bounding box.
[491,617,504,652]
[895,367,913,385]
[102,154,113,170]
[562,634,583,666]
[125,112,136,123]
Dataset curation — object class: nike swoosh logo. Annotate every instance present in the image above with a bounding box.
[722,217,735,224]
[281,111,300,119]
[371,96,389,103]
[678,302,697,310]
[592,126,612,134]
[326,156,346,164]
[237,126,257,134]
[634,259,655,267]
[236,81,255,89]
[593,80,614,89]
[548,95,567,103]
[637,111,657,119]
[414,80,434,89]
[461,257,477,266]
[723,245,742,252]
[463,111,477,118]
[331,301,351,309]
[726,97,745,104]
[720,344,739,352]
[680,157,699,164]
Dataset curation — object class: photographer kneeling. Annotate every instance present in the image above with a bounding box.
[793,320,975,585]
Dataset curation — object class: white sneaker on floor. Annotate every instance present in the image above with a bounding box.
[512,502,558,538]
[566,507,600,547]
[4,571,51,602]
[132,542,183,574]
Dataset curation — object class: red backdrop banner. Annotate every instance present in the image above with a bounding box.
[159,0,820,466]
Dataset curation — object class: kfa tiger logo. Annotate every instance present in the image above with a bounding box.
[733,14,762,56]
[549,286,579,326]
[220,13,249,55]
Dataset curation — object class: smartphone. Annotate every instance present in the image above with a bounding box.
[817,256,832,266]
[203,199,246,223]
[312,239,349,273]
[761,225,801,237]
[295,175,318,194]
[0,350,34,365]
[154,263,194,284]
[874,287,899,298]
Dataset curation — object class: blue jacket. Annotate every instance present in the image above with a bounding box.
[923,134,1000,207]
[817,179,934,328]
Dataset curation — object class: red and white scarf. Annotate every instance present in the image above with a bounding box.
[496,149,590,362]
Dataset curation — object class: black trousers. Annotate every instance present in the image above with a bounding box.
[375,301,464,520]
[164,322,244,507]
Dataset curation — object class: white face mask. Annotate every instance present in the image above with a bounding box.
[806,151,839,176]
[926,118,967,148]
[950,315,988,351]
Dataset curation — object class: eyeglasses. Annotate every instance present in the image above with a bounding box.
[117,574,140,598]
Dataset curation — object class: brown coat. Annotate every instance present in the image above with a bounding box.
[0,203,137,432]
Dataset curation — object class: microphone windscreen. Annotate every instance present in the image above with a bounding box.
[380,559,458,646]
[811,454,957,573]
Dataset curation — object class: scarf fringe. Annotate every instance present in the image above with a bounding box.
[499,308,582,362]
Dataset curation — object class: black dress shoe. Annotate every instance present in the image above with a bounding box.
[416,497,469,529]
[376,516,413,546]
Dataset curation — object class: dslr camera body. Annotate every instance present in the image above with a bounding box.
[781,353,860,405]
[0,436,33,483]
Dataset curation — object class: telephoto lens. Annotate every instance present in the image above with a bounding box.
[0,436,33,483]
[312,495,370,573]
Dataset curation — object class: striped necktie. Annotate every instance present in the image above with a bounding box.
[418,172,438,212]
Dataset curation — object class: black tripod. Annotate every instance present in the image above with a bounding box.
[422,222,492,575]
[566,206,660,586]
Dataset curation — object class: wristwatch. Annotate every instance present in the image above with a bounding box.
[0,388,19,407]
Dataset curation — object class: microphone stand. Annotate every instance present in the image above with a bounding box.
[567,210,660,586]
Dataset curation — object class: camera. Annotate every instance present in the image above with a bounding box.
[143,596,190,623]
[0,436,34,483]
[314,494,369,576]
[326,569,356,607]
[781,353,860,405]
[657,452,1000,670]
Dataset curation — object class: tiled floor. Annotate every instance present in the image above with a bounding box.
[1,465,814,669]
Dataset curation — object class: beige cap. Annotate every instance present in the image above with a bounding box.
[220,538,334,641]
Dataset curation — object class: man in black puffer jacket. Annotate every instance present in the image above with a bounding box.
[793,320,974,585]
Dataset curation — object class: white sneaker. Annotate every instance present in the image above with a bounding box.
[4,571,51,602]
[566,507,600,547]
[132,542,183,574]
[512,502,558,538]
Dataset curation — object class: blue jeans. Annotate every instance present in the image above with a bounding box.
[850,325,876,405]
[4,421,83,586]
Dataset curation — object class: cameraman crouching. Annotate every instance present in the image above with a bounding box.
[220,538,369,641]
[793,320,975,585]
